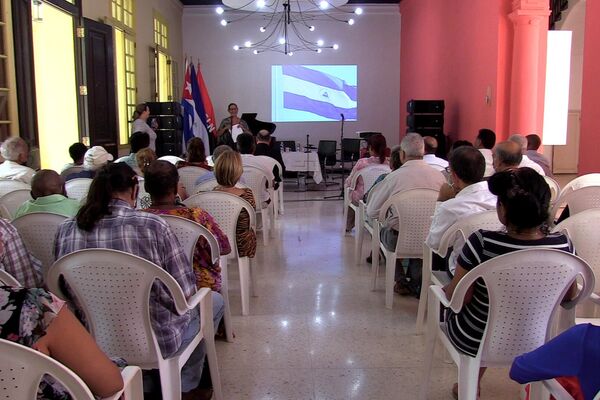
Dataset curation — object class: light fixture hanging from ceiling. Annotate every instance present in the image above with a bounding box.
[216,0,362,55]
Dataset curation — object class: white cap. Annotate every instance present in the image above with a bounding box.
[83,146,114,171]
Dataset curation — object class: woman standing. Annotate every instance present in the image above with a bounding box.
[131,103,157,151]
[216,103,250,148]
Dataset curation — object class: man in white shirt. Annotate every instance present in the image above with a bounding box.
[492,140,522,172]
[474,128,496,178]
[0,137,36,184]
[426,146,497,275]
[508,134,545,175]
[423,136,448,172]
[237,133,279,204]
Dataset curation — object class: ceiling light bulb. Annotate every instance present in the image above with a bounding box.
[259,26,266,32]
[355,7,363,15]
[348,18,355,25]
[278,37,286,44]
[253,50,259,54]
[216,6,224,14]
[317,39,324,47]
[257,0,266,7]
[319,0,328,9]
[333,43,339,50]
[309,25,315,31]
[220,19,227,26]
[244,40,252,47]
[233,45,240,50]
[288,52,294,56]
[316,48,322,53]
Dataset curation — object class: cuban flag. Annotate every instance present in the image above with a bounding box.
[196,64,217,138]
[281,65,357,120]
[182,62,210,156]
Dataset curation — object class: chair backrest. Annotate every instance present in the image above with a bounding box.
[114,156,129,163]
[160,214,220,266]
[0,338,95,399]
[552,208,600,294]
[0,269,21,286]
[11,212,67,279]
[380,188,439,257]
[435,210,502,257]
[157,155,185,165]
[550,185,600,222]
[318,140,337,166]
[136,177,148,209]
[195,178,218,192]
[178,166,210,193]
[349,164,391,192]
[560,173,600,195]
[544,175,561,205]
[0,179,30,198]
[241,166,271,208]
[341,138,362,162]
[183,191,256,259]
[47,249,191,367]
[447,248,594,366]
[0,189,32,220]
[65,178,93,202]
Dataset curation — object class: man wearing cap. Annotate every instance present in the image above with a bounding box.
[66,146,114,181]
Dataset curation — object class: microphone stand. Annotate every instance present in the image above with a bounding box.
[324,113,346,199]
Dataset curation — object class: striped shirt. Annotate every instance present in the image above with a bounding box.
[0,219,43,287]
[54,199,196,358]
[446,229,574,357]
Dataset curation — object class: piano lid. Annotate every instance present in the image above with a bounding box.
[241,113,276,135]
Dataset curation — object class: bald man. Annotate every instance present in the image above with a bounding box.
[508,134,545,175]
[14,169,81,218]
[492,141,522,173]
[423,136,448,172]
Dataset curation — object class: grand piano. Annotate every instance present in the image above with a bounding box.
[241,113,276,135]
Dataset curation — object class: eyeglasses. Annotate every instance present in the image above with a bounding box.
[444,166,451,173]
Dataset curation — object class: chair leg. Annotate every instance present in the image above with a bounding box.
[159,360,183,400]
[204,332,223,400]
[278,187,284,215]
[458,357,480,400]
[273,189,280,219]
[385,253,395,309]
[220,256,234,342]
[238,256,251,316]
[249,257,257,298]
[269,203,276,235]
[416,247,433,334]
[354,208,364,265]
[371,232,380,291]
[419,310,437,400]
[261,211,270,246]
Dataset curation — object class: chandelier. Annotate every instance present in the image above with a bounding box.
[216,0,362,55]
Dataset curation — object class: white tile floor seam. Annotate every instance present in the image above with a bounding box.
[216,187,522,399]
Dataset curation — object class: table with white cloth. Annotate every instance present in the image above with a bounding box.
[281,151,323,184]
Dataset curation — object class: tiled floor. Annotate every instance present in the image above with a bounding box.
[217,183,523,399]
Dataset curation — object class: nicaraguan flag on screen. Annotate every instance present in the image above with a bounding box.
[181,63,210,156]
[272,65,357,122]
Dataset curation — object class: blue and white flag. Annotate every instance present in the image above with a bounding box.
[281,65,357,120]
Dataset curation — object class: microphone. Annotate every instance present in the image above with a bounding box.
[340,113,345,121]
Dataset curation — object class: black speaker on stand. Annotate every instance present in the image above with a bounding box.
[147,101,183,157]
[406,99,447,157]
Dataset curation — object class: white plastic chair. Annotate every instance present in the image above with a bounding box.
[195,178,218,193]
[272,159,285,217]
[354,179,384,264]
[184,191,258,316]
[0,339,144,400]
[531,379,600,400]
[420,248,594,400]
[0,178,30,198]
[416,210,502,334]
[371,188,439,309]
[0,268,20,285]
[560,173,600,194]
[549,185,600,225]
[161,214,234,342]
[178,166,211,194]
[114,155,129,163]
[136,177,149,209]
[242,165,275,246]
[65,178,93,202]
[343,164,390,233]
[158,155,185,165]
[543,175,561,206]
[0,189,32,220]
[46,249,223,400]
[11,212,67,280]
[552,208,600,318]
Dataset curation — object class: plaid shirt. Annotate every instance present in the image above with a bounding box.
[54,199,196,357]
[0,218,43,287]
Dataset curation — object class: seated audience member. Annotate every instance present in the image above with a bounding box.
[0,286,124,398]
[509,134,545,175]
[54,162,224,398]
[443,168,575,397]
[423,136,448,172]
[510,323,600,400]
[474,128,496,178]
[194,145,232,189]
[492,140,522,173]
[119,131,150,173]
[425,146,496,276]
[143,160,231,292]
[237,132,280,191]
[213,150,257,258]
[66,146,113,181]
[176,137,212,170]
[344,134,388,231]
[135,147,157,176]
[60,142,87,179]
[0,137,36,184]
[366,133,445,292]
[254,129,286,174]
[526,133,553,176]
[15,169,80,218]
[0,218,43,287]
[363,145,402,202]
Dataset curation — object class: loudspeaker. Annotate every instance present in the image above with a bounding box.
[407,100,445,114]
[155,129,182,157]
[407,114,444,129]
[146,101,181,116]
[148,115,183,130]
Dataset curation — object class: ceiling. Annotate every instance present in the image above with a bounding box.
[180,0,399,5]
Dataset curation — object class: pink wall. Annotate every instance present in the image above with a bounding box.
[578,0,600,174]
[399,0,510,145]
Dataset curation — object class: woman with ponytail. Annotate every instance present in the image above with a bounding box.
[343,133,388,231]
[442,167,576,398]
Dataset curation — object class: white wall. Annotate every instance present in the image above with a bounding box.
[182,5,401,146]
